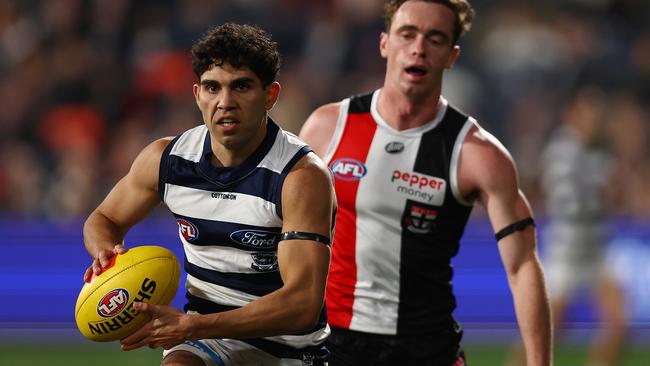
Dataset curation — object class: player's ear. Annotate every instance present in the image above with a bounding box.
[379,32,388,59]
[265,81,281,110]
[446,45,461,69]
[192,83,201,107]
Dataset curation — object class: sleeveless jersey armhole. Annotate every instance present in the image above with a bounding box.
[274,145,313,219]
[158,135,182,202]
[450,117,476,207]
[323,98,351,165]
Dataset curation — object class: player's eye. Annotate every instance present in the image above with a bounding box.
[400,31,415,40]
[233,81,251,92]
[430,36,444,45]
[203,82,219,93]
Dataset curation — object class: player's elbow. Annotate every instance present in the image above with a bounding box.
[286,296,324,333]
[294,306,323,332]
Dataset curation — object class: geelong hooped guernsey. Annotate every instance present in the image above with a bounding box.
[158,118,329,358]
[325,90,475,335]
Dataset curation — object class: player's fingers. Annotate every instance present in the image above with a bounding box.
[133,302,167,319]
[92,258,103,276]
[132,301,151,314]
[114,244,127,255]
[98,251,111,268]
[121,337,149,351]
[120,325,151,350]
[83,267,93,283]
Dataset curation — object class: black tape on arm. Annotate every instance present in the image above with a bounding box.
[280,231,331,246]
[494,217,536,241]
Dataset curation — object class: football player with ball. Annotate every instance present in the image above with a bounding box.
[82,23,335,366]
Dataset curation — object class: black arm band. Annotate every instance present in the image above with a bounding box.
[280,231,331,246]
[494,217,536,241]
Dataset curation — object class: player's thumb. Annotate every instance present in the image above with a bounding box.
[133,301,153,314]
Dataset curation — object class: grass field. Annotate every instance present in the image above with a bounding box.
[1,342,649,366]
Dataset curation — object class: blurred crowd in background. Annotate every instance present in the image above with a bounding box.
[0,0,648,220]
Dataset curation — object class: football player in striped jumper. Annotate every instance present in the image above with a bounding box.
[299,1,551,365]
[83,23,335,366]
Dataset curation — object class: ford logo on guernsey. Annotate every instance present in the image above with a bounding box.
[230,230,279,248]
[97,288,129,318]
[330,158,367,181]
[177,218,199,242]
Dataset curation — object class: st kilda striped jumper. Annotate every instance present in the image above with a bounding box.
[324,89,475,335]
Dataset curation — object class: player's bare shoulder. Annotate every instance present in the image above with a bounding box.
[279,151,336,238]
[457,122,520,200]
[299,102,342,158]
[127,137,175,190]
[287,152,334,190]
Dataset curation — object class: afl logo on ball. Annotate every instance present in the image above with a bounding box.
[385,141,404,153]
[177,218,199,241]
[330,158,367,181]
[97,289,129,318]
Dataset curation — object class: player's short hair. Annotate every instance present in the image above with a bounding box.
[383,0,475,45]
[191,23,281,88]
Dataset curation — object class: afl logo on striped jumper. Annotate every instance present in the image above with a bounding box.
[329,158,367,181]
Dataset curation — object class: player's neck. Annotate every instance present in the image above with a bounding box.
[377,87,442,131]
[210,123,267,168]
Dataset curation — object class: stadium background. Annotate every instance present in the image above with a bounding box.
[0,0,649,365]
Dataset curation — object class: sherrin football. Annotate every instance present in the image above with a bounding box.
[75,245,181,342]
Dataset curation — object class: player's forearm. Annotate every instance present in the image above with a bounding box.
[509,259,553,366]
[189,286,324,340]
[83,210,126,258]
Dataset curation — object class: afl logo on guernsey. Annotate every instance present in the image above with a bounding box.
[330,158,367,181]
[177,218,199,241]
[97,289,129,318]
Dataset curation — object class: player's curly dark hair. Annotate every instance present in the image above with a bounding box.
[383,0,475,45]
[191,23,281,88]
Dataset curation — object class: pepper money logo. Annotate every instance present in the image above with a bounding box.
[330,158,367,181]
[390,169,446,205]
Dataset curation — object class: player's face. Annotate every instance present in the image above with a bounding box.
[193,64,279,157]
[380,1,460,98]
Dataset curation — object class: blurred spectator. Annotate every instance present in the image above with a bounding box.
[605,91,650,216]
[0,141,46,217]
[0,0,647,223]
[510,84,628,366]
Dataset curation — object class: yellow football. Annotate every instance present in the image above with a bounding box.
[74,245,181,342]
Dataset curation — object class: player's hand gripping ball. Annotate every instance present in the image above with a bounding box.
[75,245,180,342]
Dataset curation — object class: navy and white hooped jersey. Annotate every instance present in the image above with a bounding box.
[158,118,329,359]
[325,90,475,335]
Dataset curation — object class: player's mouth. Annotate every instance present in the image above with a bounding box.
[405,66,428,78]
[216,117,240,132]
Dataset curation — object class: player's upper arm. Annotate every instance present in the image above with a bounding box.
[458,124,531,229]
[458,124,538,273]
[299,102,341,158]
[94,137,173,232]
[281,152,336,237]
[276,153,335,316]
